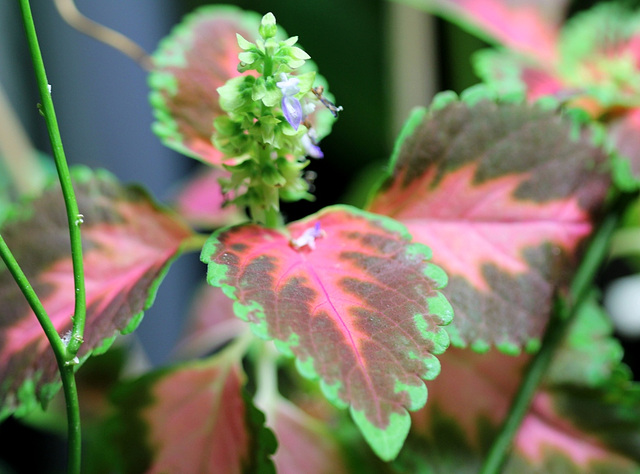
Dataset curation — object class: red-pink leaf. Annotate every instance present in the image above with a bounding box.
[0,168,193,418]
[402,349,640,471]
[270,397,349,474]
[400,299,639,471]
[149,5,263,165]
[174,284,245,359]
[408,0,567,61]
[202,205,453,460]
[508,392,638,471]
[411,348,528,442]
[172,167,244,229]
[108,346,276,473]
[368,95,610,352]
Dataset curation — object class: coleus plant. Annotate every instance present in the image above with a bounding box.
[400,0,640,188]
[0,2,639,473]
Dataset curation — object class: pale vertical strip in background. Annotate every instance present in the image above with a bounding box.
[0,82,47,195]
[386,1,437,143]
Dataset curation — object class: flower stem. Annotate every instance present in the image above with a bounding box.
[18,0,87,358]
[479,191,634,473]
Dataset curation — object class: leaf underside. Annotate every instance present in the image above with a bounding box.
[202,205,453,460]
[0,167,193,419]
[368,93,610,352]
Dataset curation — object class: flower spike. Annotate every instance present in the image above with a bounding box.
[209,12,341,225]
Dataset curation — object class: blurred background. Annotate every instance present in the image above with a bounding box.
[0,0,638,470]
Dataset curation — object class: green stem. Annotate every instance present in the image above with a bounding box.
[0,235,67,357]
[59,365,82,474]
[18,1,86,472]
[0,234,82,473]
[18,0,86,358]
[264,206,280,229]
[180,233,210,254]
[254,341,279,416]
[479,191,633,474]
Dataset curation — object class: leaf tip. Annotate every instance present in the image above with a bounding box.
[350,407,410,462]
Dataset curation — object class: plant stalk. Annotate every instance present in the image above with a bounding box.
[18,1,87,472]
[0,235,67,358]
[18,0,87,358]
[479,191,633,473]
[0,234,82,473]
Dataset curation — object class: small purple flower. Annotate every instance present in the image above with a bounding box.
[291,221,325,250]
[301,130,323,158]
[276,73,302,130]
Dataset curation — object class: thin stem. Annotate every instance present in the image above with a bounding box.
[19,0,87,358]
[180,233,210,254]
[59,365,82,474]
[0,235,66,356]
[479,191,633,473]
[0,234,82,472]
[53,0,151,70]
[18,2,86,472]
[254,341,279,416]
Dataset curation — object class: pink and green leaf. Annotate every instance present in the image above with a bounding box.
[149,6,335,166]
[398,0,567,62]
[368,91,610,352]
[201,205,453,460]
[473,49,566,101]
[507,386,640,472]
[394,348,528,471]
[149,5,265,165]
[396,299,639,472]
[507,301,640,471]
[474,4,640,185]
[0,167,194,419]
[107,345,276,473]
[557,4,640,102]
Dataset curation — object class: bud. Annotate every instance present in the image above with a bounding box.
[259,12,278,39]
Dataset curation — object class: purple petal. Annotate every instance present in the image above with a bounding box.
[302,133,323,158]
[282,96,302,130]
